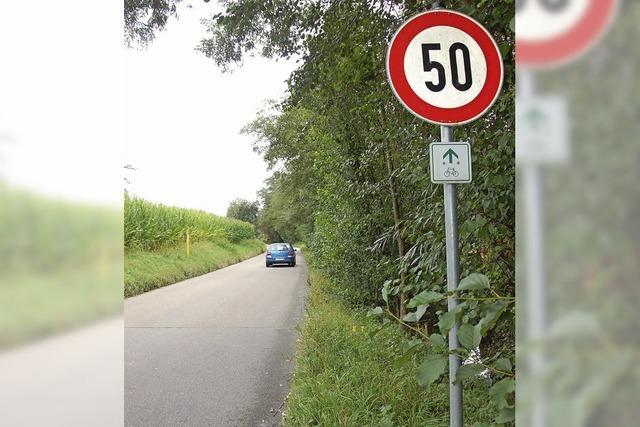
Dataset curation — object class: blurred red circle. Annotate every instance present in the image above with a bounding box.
[516,0,618,68]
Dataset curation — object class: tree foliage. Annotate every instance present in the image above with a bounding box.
[256,172,313,243]
[226,197,259,225]
[124,0,183,47]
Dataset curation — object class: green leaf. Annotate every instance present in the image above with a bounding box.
[490,378,515,410]
[429,333,445,348]
[457,273,490,291]
[438,311,457,335]
[367,306,383,317]
[416,355,447,388]
[407,290,443,308]
[478,301,509,334]
[382,283,390,303]
[495,407,515,423]
[454,363,484,384]
[402,311,417,323]
[415,304,428,322]
[509,16,515,33]
[458,323,481,349]
[402,338,422,354]
[437,304,464,335]
[493,358,512,373]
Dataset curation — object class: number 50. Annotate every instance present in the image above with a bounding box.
[421,43,473,92]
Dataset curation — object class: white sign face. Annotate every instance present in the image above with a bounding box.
[430,142,472,184]
[516,96,569,164]
[404,26,487,109]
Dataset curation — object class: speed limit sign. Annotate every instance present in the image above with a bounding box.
[386,10,504,126]
[517,0,618,68]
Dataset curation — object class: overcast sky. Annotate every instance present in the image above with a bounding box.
[125,2,296,215]
[1,2,292,212]
[0,1,124,206]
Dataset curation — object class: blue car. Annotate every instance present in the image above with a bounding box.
[266,243,296,267]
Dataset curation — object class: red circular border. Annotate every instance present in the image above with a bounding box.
[516,0,617,68]
[386,10,504,125]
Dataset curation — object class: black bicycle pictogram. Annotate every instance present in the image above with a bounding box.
[444,167,459,178]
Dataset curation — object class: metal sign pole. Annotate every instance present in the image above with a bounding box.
[442,124,463,427]
[519,69,547,427]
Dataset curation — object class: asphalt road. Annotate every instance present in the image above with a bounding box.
[0,317,124,427]
[125,253,308,427]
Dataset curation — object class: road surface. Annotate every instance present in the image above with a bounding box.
[125,253,308,427]
[0,317,123,427]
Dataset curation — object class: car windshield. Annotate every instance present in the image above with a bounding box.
[268,244,290,251]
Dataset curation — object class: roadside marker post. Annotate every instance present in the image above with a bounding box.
[386,7,503,427]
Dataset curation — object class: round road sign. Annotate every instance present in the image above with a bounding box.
[386,10,504,126]
[516,0,618,68]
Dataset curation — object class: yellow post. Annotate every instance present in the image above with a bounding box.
[186,230,190,256]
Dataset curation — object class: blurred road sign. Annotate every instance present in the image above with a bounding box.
[386,10,504,125]
[430,142,472,183]
[516,0,618,68]
[516,96,569,163]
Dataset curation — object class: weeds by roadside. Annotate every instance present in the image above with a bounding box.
[284,267,494,426]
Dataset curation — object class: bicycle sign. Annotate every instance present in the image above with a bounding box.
[386,10,504,125]
[430,142,472,183]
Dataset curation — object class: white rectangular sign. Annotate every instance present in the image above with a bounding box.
[430,142,472,184]
[516,95,569,164]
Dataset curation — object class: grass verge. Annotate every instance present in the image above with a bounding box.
[124,238,264,297]
[0,267,121,349]
[284,268,494,426]
[0,188,122,349]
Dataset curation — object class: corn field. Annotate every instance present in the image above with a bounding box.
[124,194,256,251]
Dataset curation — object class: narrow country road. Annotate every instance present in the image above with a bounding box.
[125,253,308,427]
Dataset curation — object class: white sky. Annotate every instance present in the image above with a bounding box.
[0,1,294,214]
[125,2,295,215]
[0,1,125,206]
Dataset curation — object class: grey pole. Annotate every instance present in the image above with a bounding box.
[442,125,463,427]
[519,70,547,427]
[434,4,461,426]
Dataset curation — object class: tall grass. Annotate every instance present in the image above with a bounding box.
[124,194,256,251]
[1,187,122,273]
[284,268,494,426]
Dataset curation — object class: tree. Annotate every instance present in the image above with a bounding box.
[124,0,183,47]
[226,198,259,225]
